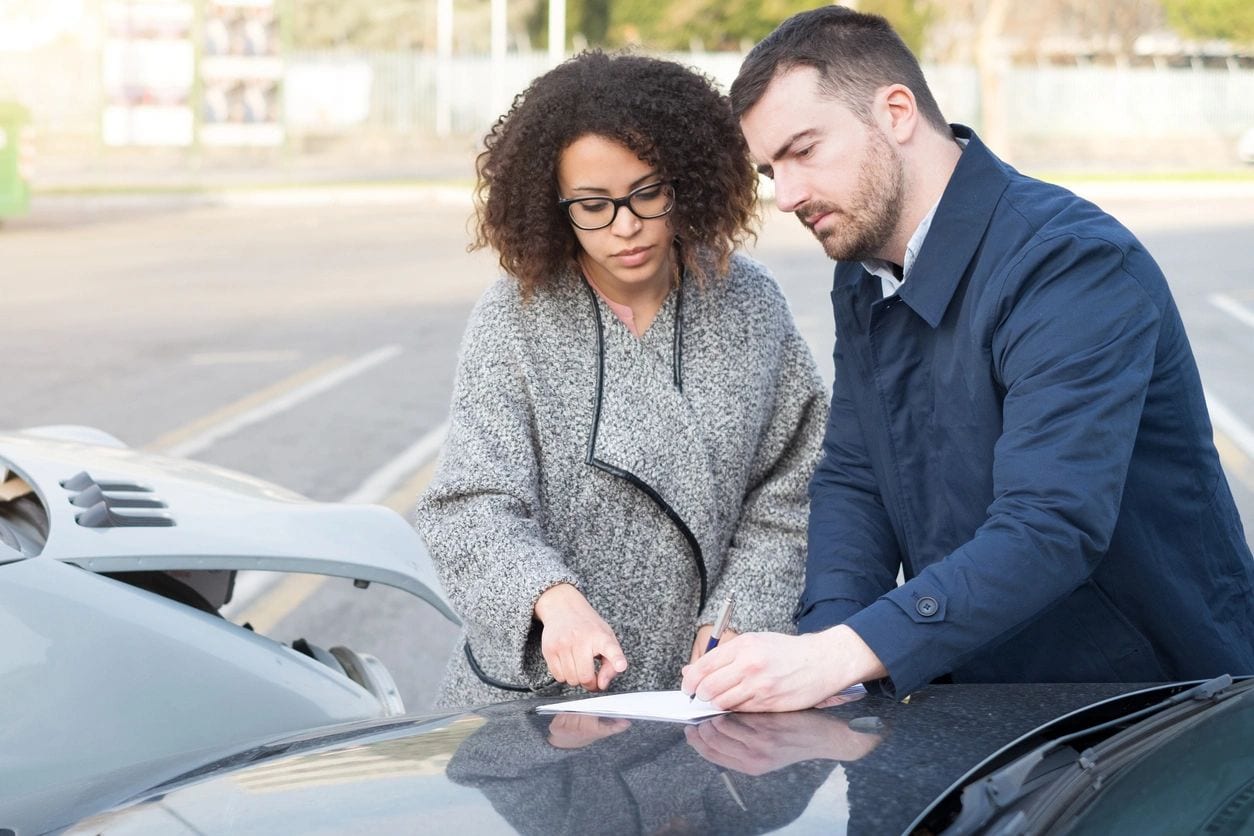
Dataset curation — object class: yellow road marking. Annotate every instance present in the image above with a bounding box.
[145,356,347,454]
[1215,430,1254,491]
[234,455,441,633]
[236,574,329,634]
[381,458,440,515]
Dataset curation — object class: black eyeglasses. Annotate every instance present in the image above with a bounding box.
[557,181,676,231]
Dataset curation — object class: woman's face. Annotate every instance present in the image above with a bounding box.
[556,134,676,297]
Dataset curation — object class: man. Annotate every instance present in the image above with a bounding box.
[682,6,1254,711]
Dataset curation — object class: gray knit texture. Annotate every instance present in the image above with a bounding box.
[416,252,827,709]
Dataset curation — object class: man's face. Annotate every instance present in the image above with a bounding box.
[740,67,904,263]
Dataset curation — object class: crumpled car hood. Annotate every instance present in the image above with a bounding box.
[0,428,458,624]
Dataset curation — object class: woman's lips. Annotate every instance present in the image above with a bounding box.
[613,246,652,267]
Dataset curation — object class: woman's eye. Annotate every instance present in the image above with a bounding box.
[797,145,814,159]
[581,200,610,212]
[634,186,661,199]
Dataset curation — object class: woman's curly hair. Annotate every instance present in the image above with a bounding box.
[471,51,759,295]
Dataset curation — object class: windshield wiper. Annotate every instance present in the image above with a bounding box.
[943,675,1239,835]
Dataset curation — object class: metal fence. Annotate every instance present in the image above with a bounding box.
[286,51,1254,144]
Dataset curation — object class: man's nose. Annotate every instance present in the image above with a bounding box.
[772,174,807,214]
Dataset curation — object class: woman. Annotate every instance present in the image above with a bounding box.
[416,51,827,708]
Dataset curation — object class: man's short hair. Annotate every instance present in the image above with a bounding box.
[730,5,948,132]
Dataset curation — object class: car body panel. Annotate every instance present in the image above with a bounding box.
[67,683,1153,835]
[0,558,392,834]
[0,427,460,834]
[0,429,458,624]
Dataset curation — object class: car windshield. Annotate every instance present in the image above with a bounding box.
[0,460,47,556]
[935,676,1254,834]
[1054,677,1254,835]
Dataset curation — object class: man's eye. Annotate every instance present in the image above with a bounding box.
[797,145,814,159]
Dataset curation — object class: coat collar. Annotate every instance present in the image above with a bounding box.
[895,125,1011,328]
[580,277,716,609]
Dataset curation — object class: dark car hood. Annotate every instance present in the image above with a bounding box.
[66,682,1159,835]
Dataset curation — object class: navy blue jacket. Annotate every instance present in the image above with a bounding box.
[802,127,1254,697]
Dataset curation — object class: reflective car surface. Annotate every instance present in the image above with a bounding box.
[66,682,1173,835]
[0,426,457,835]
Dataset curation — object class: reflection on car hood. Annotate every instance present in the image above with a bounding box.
[70,683,1152,835]
[0,429,457,623]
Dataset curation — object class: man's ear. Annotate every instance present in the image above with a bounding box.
[879,84,919,144]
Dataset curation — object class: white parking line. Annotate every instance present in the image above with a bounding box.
[160,345,402,458]
[341,421,449,504]
[1209,293,1254,331]
[223,419,449,618]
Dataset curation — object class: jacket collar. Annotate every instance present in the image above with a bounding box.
[890,125,1010,328]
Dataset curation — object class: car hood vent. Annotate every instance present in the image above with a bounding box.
[62,472,174,528]
[0,429,459,625]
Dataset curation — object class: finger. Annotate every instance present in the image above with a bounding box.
[701,667,755,710]
[601,633,628,673]
[700,712,759,748]
[717,681,782,711]
[694,715,756,761]
[551,714,577,732]
[598,717,631,734]
[687,653,745,704]
[684,723,753,773]
[596,657,616,691]
[545,650,565,686]
[594,632,627,690]
[560,648,582,687]
[573,645,598,691]
[681,654,718,696]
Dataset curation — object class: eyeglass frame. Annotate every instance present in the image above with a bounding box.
[556,180,676,231]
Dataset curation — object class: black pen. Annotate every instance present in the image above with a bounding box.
[690,595,735,702]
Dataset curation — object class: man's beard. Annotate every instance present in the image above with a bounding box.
[798,129,905,263]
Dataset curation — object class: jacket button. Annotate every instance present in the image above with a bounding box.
[916,596,939,617]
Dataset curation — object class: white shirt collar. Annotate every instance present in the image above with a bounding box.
[861,135,969,300]
[861,201,940,299]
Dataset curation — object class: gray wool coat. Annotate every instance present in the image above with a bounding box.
[415,252,827,709]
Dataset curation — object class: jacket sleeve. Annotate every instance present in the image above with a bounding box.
[845,234,1162,697]
[800,309,904,635]
[414,282,579,687]
[701,323,828,634]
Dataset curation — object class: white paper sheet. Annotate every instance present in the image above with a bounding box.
[536,690,729,724]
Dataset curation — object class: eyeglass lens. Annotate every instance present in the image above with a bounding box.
[566,183,674,230]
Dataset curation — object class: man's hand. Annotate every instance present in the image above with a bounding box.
[681,625,886,712]
[547,714,632,750]
[534,583,628,691]
[689,624,740,665]
[685,711,882,775]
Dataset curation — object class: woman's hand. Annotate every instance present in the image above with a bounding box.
[534,583,628,691]
[547,714,632,750]
[690,624,740,665]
